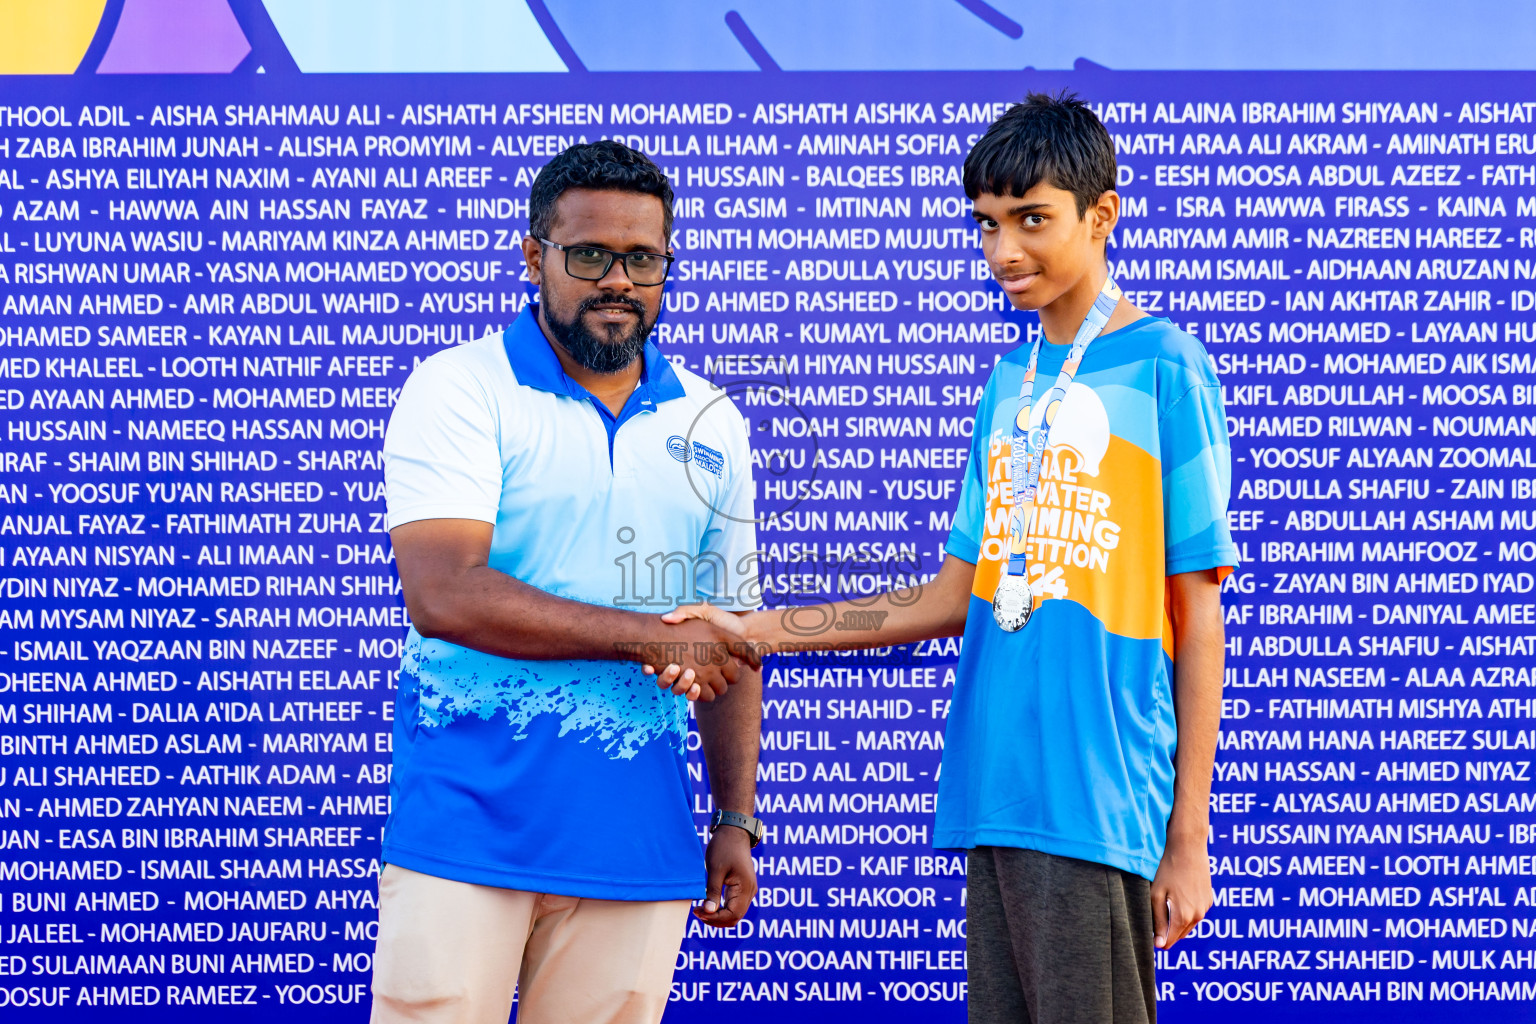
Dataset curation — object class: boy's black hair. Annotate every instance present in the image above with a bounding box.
[529,140,675,241]
[963,91,1117,216]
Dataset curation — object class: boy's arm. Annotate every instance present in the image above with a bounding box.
[653,554,976,669]
[656,375,985,681]
[1151,568,1225,950]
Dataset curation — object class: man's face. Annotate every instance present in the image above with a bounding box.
[972,182,1115,311]
[523,188,670,373]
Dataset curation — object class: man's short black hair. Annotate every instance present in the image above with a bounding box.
[963,91,1117,217]
[529,140,675,241]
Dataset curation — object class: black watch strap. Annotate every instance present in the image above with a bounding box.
[710,809,765,848]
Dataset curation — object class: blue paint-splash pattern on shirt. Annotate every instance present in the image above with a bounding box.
[402,640,687,761]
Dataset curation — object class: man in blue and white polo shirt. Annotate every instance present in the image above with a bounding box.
[372,142,764,1024]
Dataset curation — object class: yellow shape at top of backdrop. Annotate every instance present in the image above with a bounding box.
[0,0,109,74]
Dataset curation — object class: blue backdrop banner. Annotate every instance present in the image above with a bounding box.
[2,42,1536,1024]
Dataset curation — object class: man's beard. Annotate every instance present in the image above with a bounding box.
[543,294,654,374]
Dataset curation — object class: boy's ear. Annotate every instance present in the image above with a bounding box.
[1091,190,1120,242]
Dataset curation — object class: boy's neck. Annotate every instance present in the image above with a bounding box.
[1038,262,1141,346]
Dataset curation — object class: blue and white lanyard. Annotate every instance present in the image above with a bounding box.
[1004,277,1122,579]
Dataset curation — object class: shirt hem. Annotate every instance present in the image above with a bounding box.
[1166,553,1240,577]
[944,534,980,564]
[382,842,705,901]
[934,828,1159,882]
[386,505,499,530]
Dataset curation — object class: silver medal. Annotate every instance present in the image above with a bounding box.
[991,574,1034,633]
[992,276,1121,635]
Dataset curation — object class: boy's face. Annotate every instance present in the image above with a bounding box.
[972,182,1118,311]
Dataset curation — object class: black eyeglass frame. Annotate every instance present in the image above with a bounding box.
[537,237,675,286]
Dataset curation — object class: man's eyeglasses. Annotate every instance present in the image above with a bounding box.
[538,238,674,286]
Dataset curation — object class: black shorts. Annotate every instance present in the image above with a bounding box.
[967,846,1157,1024]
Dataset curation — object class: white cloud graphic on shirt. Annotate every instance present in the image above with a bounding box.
[1029,382,1110,477]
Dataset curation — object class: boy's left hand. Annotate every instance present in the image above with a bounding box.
[1150,836,1213,950]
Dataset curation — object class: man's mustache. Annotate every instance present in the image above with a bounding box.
[578,294,646,318]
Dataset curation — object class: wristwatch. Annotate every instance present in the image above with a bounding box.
[710,808,766,848]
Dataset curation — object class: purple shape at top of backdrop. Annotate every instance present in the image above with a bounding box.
[96,0,250,73]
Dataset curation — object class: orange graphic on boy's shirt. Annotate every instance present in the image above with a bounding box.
[974,427,1165,643]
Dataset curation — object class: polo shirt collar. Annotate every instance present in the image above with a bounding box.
[502,304,684,405]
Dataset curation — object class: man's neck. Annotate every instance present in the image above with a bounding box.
[538,309,643,416]
[1036,263,1143,347]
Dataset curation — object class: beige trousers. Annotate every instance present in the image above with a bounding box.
[371,864,691,1024]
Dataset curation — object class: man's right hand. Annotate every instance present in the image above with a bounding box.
[641,603,751,699]
[635,613,754,703]
[646,555,979,695]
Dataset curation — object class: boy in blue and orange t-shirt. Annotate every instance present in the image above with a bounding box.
[657,91,1238,1024]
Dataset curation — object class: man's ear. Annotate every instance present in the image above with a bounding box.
[521,235,543,287]
[1091,190,1120,242]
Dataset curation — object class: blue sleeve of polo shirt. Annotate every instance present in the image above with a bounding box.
[1161,383,1240,578]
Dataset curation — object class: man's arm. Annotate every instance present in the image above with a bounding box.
[392,518,751,698]
[661,557,975,923]
[692,623,761,928]
[1151,568,1224,949]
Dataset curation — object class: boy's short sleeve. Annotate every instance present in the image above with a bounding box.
[1160,382,1240,578]
[943,387,994,566]
[383,357,502,530]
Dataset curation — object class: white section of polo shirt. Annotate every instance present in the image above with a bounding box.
[381,331,759,608]
[671,363,759,609]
